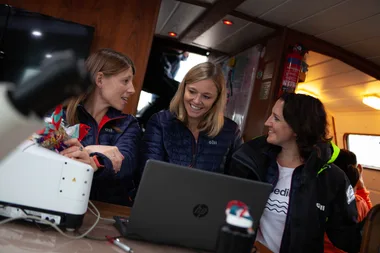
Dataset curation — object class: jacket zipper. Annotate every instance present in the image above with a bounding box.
[189,137,198,167]
[95,116,127,144]
[78,106,127,145]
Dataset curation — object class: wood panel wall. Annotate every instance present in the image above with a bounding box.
[242,31,287,141]
[3,0,161,114]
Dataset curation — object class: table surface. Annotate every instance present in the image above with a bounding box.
[0,201,271,253]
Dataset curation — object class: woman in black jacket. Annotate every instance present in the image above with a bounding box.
[230,93,362,253]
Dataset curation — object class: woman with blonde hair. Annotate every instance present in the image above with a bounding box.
[60,48,141,206]
[140,62,242,174]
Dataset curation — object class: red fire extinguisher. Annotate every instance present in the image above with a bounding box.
[279,44,307,95]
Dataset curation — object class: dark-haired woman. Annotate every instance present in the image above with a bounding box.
[229,93,362,253]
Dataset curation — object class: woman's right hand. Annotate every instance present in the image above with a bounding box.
[60,139,98,172]
[85,145,124,173]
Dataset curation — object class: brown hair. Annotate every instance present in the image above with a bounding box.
[169,62,226,137]
[65,48,135,125]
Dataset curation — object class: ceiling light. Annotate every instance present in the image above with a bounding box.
[362,95,380,110]
[168,32,177,37]
[295,89,318,98]
[32,30,42,37]
[45,54,52,58]
[206,52,210,56]
[223,20,233,26]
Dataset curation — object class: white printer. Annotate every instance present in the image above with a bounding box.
[0,140,94,229]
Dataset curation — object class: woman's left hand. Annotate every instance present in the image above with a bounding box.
[85,145,124,173]
[60,138,98,171]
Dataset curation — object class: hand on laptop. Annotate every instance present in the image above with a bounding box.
[85,145,124,173]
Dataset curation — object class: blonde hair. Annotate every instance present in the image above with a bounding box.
[65,48,135,125]
[169,62,226,137]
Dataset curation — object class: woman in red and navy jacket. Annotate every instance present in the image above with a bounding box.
[60,48,141,206]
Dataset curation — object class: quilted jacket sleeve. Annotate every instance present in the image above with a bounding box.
[92,116,142,180]
[224,125,243,173]
[140,113,166,173]
[232,126,243,152]
[325,173,363,253]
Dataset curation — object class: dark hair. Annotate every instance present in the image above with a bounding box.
[334,149,359,187]
[279,92,332,159]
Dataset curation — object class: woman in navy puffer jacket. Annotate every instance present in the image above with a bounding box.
[60,49,141,206]
[140,62,242,175]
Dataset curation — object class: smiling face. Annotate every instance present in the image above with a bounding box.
[264,99,296,147]
[96,68,135,111]
[183,79,218,121]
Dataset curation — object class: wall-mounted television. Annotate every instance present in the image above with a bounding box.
[0,4,95,85]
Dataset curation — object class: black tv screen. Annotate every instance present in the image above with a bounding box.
[0,4,94,85]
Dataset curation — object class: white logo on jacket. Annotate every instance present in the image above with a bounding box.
[346,185,355,204]
[316,203,325,211]
[104,128,113,133]
[208,140,217,145]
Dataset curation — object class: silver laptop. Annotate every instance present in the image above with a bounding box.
[126,160,272,251]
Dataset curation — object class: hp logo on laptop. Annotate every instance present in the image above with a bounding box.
[193,204,209,218]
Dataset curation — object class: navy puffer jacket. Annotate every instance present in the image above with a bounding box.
[140,110,242,174]
[64,105,141,206]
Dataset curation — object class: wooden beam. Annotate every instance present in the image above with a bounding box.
[175,0,210,8]
[153,35,229,58]
[179,0,247,43]
[175,0,282,30]
[153,35,210,55]
[286,29,380,80]
[230,10,281,30]
[230,31,280,56]
[208,51,230,64]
